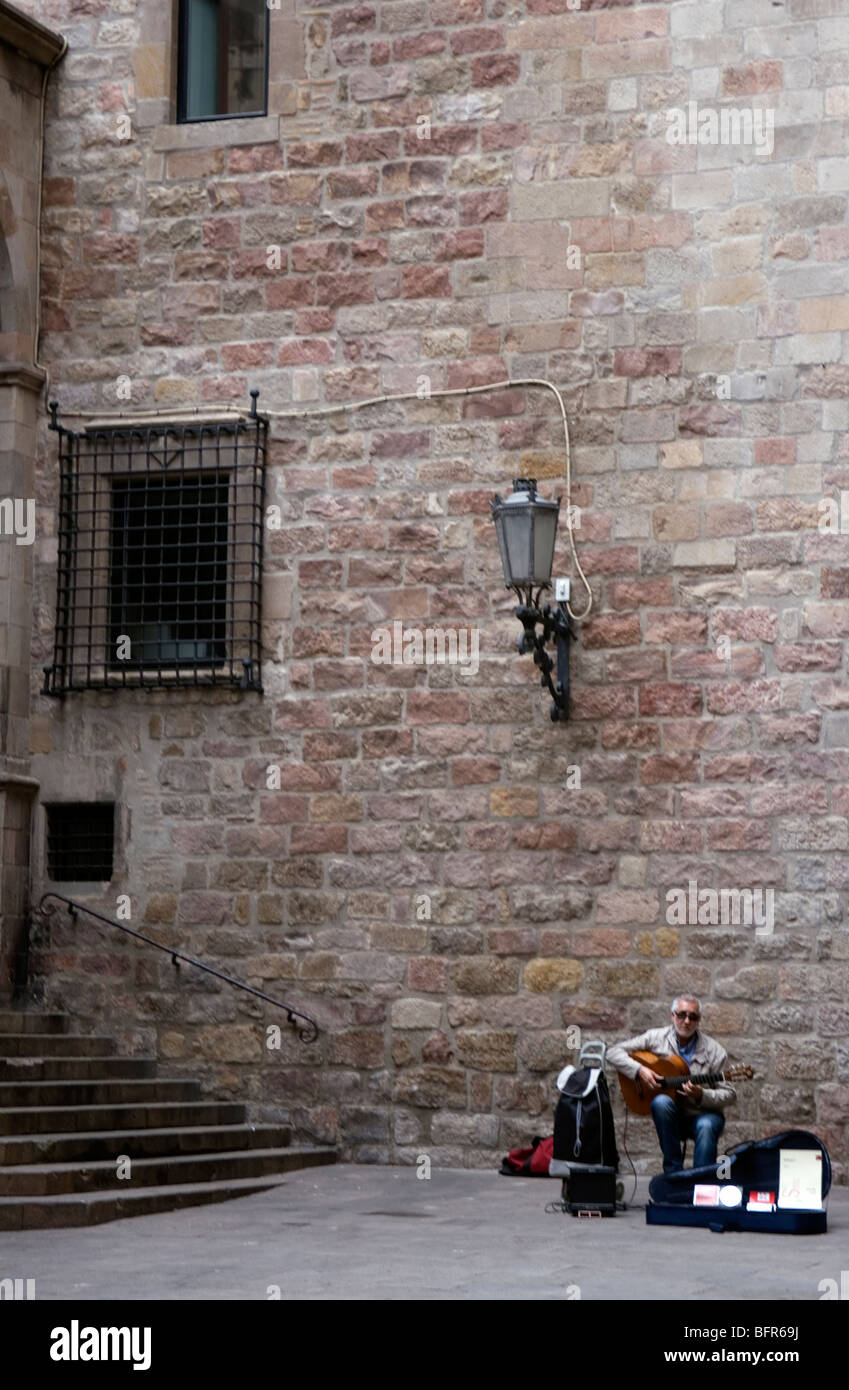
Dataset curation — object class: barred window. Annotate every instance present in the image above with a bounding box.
[46,803,115,882]
[44,408,266,694]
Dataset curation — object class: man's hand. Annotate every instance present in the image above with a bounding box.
[637,1065,664,1094]
[679,1081,703,1104]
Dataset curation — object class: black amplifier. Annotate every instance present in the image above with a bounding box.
[561,1164,617,1216]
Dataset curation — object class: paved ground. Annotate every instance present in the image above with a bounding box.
[2,1167,845,1300]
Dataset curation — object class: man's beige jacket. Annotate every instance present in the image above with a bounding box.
[606,1025,737,1115]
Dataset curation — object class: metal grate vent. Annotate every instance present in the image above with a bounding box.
[46,804,115,881]
[44,403,266,694]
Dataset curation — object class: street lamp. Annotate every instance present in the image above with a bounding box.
[491,478,576,722]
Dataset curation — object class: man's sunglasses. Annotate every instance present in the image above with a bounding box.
[674,1010,700,1022]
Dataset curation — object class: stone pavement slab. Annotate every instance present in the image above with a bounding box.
[1,1166,845,1301]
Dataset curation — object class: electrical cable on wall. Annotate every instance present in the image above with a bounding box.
[48,378,594,621]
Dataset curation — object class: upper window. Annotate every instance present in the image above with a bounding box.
[44,409,267,694]
[178,0,269,123]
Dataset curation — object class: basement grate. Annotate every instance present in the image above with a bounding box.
[46,804,115,882]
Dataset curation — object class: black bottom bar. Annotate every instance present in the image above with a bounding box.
[5,1298,842,1377]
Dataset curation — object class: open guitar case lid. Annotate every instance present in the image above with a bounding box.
[646,1130,831,1234]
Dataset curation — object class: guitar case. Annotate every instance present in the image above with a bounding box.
[646,1130,831,1233]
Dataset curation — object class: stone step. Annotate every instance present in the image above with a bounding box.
[0,1123,292,1165]
[0,1034,114,1057]
[0,1057,158,1082]
[0,1155,338,1229]
[0,1145,317,1195]
[0,1079,201,1108]
[0,1012,70,1035]
[0,1100,247,1135]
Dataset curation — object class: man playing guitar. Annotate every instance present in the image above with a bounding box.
[606,995,737,1175]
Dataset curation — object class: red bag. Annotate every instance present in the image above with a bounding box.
[499,1134,555,1176]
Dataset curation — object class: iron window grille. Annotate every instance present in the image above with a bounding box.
[46,803,115,881]
[44,399,266,695]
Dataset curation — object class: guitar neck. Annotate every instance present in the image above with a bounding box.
[664,1071,724,1090]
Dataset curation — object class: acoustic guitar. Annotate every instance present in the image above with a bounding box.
[618,1050,754,1116]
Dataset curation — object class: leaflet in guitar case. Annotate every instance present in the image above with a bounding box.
[646,1130,830,1234]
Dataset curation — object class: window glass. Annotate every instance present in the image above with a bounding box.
[181,0,267,122]
[109,474,230,668]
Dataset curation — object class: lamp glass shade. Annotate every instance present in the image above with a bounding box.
[491,479,560,589]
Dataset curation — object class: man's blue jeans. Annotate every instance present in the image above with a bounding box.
[650,1094,725,1175]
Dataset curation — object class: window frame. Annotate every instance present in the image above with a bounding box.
[176,0,271,125]
[44,409,267,696]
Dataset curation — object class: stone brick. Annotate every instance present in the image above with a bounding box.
[487,929,538,956]
[401,264,452,297]
[583,614,641,649]
[455,1031,516,1071]
[639,685,702,717]
[470,54,520,86]
[329,1031,385,1068]
[660,441,703,470]
[569,930,630,958]
[595,891,660,926]
[391,999,443,1029]
[654,928,680,959]
[394,1067,467,1109]
[645,614,707,645]
[590,962,660,998]
[640,822,703,852]
[406,692,470,724]
[350,66,411,102]
[406,958,447,993]
[489,786,539,817]
[519,1032,575,1073]
[721,61,784,96]
[142,894,177,924]
[716,967,778,1002]
[431,1112,499,1145]
[450,27,504,56]
[775,643,842,672]
[523,958,584,992]
[177,893,234,926]
[451,959,520,994]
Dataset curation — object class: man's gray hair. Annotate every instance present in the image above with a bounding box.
[671,994,702,1014]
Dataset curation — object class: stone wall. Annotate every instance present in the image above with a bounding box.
[20,0,849,1174]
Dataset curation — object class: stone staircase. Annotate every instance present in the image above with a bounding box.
[0,1007,335,1229]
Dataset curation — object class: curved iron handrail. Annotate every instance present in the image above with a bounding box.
[34,891,319,1044]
